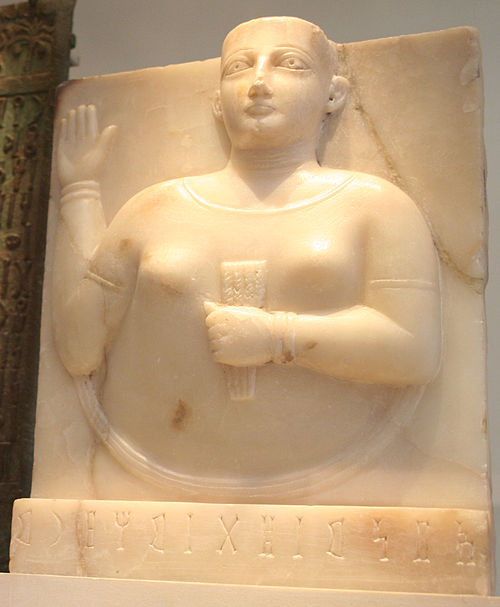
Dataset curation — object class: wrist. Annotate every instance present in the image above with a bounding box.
[271,311,296,364]
[60,180,100,207]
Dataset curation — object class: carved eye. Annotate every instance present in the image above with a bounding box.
[224,57,252,76]
[277,54,309,70]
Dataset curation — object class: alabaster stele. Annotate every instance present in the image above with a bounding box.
[9,17,492,596]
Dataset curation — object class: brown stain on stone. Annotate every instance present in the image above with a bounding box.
[171,399,190,430]
[160,282,182,295]
[119,238,132,252]
[304,341,318,350]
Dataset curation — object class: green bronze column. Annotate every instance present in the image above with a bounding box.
[0,0,75,570]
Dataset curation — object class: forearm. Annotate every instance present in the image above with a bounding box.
[59,181,106,258]
[53,274,107,376]
[53,182,108,376]
[288,305,440,386]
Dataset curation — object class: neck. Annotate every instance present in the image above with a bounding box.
[225,141,320,203]
[229,139,318,175]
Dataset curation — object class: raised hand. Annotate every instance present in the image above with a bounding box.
[57,104,117,189]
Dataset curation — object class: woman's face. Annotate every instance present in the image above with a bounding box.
[217,18,335,152]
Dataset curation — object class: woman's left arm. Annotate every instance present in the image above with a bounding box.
[291,185,441,386]
[205,182,441,387]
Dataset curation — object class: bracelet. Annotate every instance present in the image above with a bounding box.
[60,180,100,207]
[272,312,296,364]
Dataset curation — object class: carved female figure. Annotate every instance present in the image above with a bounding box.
[53,17,441,501]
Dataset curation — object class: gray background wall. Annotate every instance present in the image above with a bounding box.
[6,0,500,591]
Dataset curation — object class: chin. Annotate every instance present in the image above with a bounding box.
[231,121,297,150]
[238,135,286,151]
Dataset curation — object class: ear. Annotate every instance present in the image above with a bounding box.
[325,76,349,114]
[212,89,223,121]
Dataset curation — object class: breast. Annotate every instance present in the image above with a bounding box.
[138,244,215,300]
[136,208,365,316]
[99,199,398,492]
[273,226,364,313]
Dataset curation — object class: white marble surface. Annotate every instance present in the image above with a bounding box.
[0,0,498,595]
[10,499,492,594]
[9,17,487,596]
[59,2,499,590]
[1,573,500,607]
[31,23,487,515]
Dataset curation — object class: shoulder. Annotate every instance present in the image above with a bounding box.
[324,169,430,229]
[355,172,425,219]
[95,178,189,260]
[110,177,188,225]
[319,169,436,255]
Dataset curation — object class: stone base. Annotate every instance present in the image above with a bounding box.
[9,499,493,595]
[1,573,500,606]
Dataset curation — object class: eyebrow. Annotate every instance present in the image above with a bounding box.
[223,45,316,64]
[222,48,253,58]
[272,44,315,63]
[220,49,253,74]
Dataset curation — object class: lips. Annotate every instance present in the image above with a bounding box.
[245,102,275,117]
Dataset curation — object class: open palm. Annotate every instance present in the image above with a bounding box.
[57,104,117,188]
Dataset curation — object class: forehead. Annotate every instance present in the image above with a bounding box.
[222,18,328,63]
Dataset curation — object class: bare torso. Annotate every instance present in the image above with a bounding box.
[89,169,432,490]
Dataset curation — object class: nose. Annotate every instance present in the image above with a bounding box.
[248,57,272,98]
[248,77,272,99]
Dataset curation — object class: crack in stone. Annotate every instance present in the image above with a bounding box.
[339,44,485,294]
[339,44,407,194]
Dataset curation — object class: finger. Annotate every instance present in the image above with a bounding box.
[77,105,86,139]
[88,105,98,140]
[212,351,223,363]
[92,124,117,167]
[204,301,222,327]
[68,109,76,142]
[207,333,222,353]
[59,117,67,143]
[206,312,227,329]
[210,338,227,357]
[204,301,219,316]
[212,349,228,364]
[208,325,226,340]
[99,124,117,152]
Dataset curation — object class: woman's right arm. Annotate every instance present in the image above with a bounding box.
[52,105,117,376]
